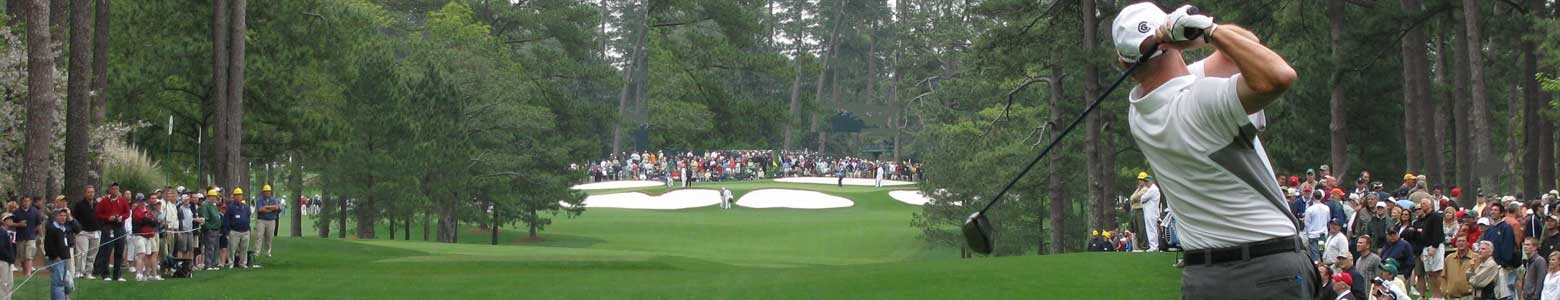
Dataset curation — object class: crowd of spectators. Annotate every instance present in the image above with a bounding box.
[574,150,924,184]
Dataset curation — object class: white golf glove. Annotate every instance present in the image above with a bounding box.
[1162,5,1217,42]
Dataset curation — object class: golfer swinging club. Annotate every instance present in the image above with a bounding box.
[1114,3,1307,299]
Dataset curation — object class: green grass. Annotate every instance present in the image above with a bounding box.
[10,181,1184,299]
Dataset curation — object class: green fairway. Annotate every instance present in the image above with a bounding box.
[10,182,1183,299]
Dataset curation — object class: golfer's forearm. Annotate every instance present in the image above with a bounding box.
[1209,25,1295,94]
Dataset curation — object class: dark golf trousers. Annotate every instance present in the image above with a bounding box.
[1182,245,1320,300]
[1130,208,1144,250]
[94,227,125,279]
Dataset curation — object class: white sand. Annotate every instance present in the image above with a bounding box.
[570,180,665,190]
[773,177,915,187]
[563,189,721,210]
[888,190,930,206]
[736,189,854,209]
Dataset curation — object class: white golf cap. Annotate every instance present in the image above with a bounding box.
[1112,2,1168,62]
[1477,217,1492,226]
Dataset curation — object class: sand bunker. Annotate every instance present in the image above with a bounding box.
[564,189,721,210]
[736,189,854,209]
[570,180,665,190]
[888,190,930,206]
[774,177,915,187]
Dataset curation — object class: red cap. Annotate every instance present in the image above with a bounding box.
[1331,188,1346,197]
[1289,176,1300,186]
[1451,187,1462,197]
[1332,272,1352,284]
[1456,210,1467,220]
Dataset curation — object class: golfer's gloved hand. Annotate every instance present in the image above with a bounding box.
[1163,5,1216,42]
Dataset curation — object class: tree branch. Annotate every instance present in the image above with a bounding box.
[651,17,713,28]
[504,36,550,45]
[1342,0,1375,8]
[980,77,1054,138]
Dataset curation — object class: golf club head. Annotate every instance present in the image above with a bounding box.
[962,211,994,255]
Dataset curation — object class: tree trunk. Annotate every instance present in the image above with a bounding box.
[1431,26,1449,190]
[1330,0,1348,184]
[337,195,347,239]
[628,2,649,144]
[318,188,330,238]
[784,40,804,150]
[437,192,457,243]
[403,212,410,241]
[1398,3,1420,174]
[1539,0,1557,192]
[1081,0,1106,231]
[210,0,229,188]
[62,0,90,203]
[46,0,61,39]
[610,0,641,154]
[317,197,329,238]
[1461,0,1493,191]
[1451,9,1473,207]
[221,0,246,189]
[823,47,842,153]
[863,22,876,105]
[491,199,499,245]
[1048,65,1066,254]
[810,0,844,152]
[20,0,57,198]
[87,0,106,187]
[889,32,901,161]
[356,174,377,239]
[1520,0,1543,197]
[1508,84,1521,182]
[1402,0,1436,186]
[422,211,429,241]
[528,208,538,238]
[288,159,302,237]
[6,0,19,25]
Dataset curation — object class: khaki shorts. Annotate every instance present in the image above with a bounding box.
[133,236,156,255]
[17,240,36,259]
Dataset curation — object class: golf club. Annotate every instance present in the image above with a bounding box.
[962,40,1179,255]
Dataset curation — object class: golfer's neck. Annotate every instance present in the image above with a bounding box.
[1133,61,1190,95]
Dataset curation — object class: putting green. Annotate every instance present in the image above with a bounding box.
[10,181,1183,299]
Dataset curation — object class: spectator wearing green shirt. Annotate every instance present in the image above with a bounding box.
[200,190,224,270]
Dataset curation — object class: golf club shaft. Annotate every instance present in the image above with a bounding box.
[974,50,1155,215]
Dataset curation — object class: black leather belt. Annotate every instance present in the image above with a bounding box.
[1184,236,1299,266]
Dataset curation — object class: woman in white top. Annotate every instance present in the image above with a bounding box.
[1544,251,1560,300]
[1443,207,1460,249]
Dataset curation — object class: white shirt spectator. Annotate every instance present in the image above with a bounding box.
[1304,201,1330,239]
[1143,183,1163,250]
[1543,270,1560,300]
[1323,230,1348,265]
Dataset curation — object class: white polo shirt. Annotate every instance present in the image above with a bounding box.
[1127,71,1296,250]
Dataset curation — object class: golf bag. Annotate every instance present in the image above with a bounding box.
[169,258,193,278]
[1159,216,1182,251]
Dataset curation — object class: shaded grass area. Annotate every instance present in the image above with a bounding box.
[11,182,1182,299]
[16,238,1181,299]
